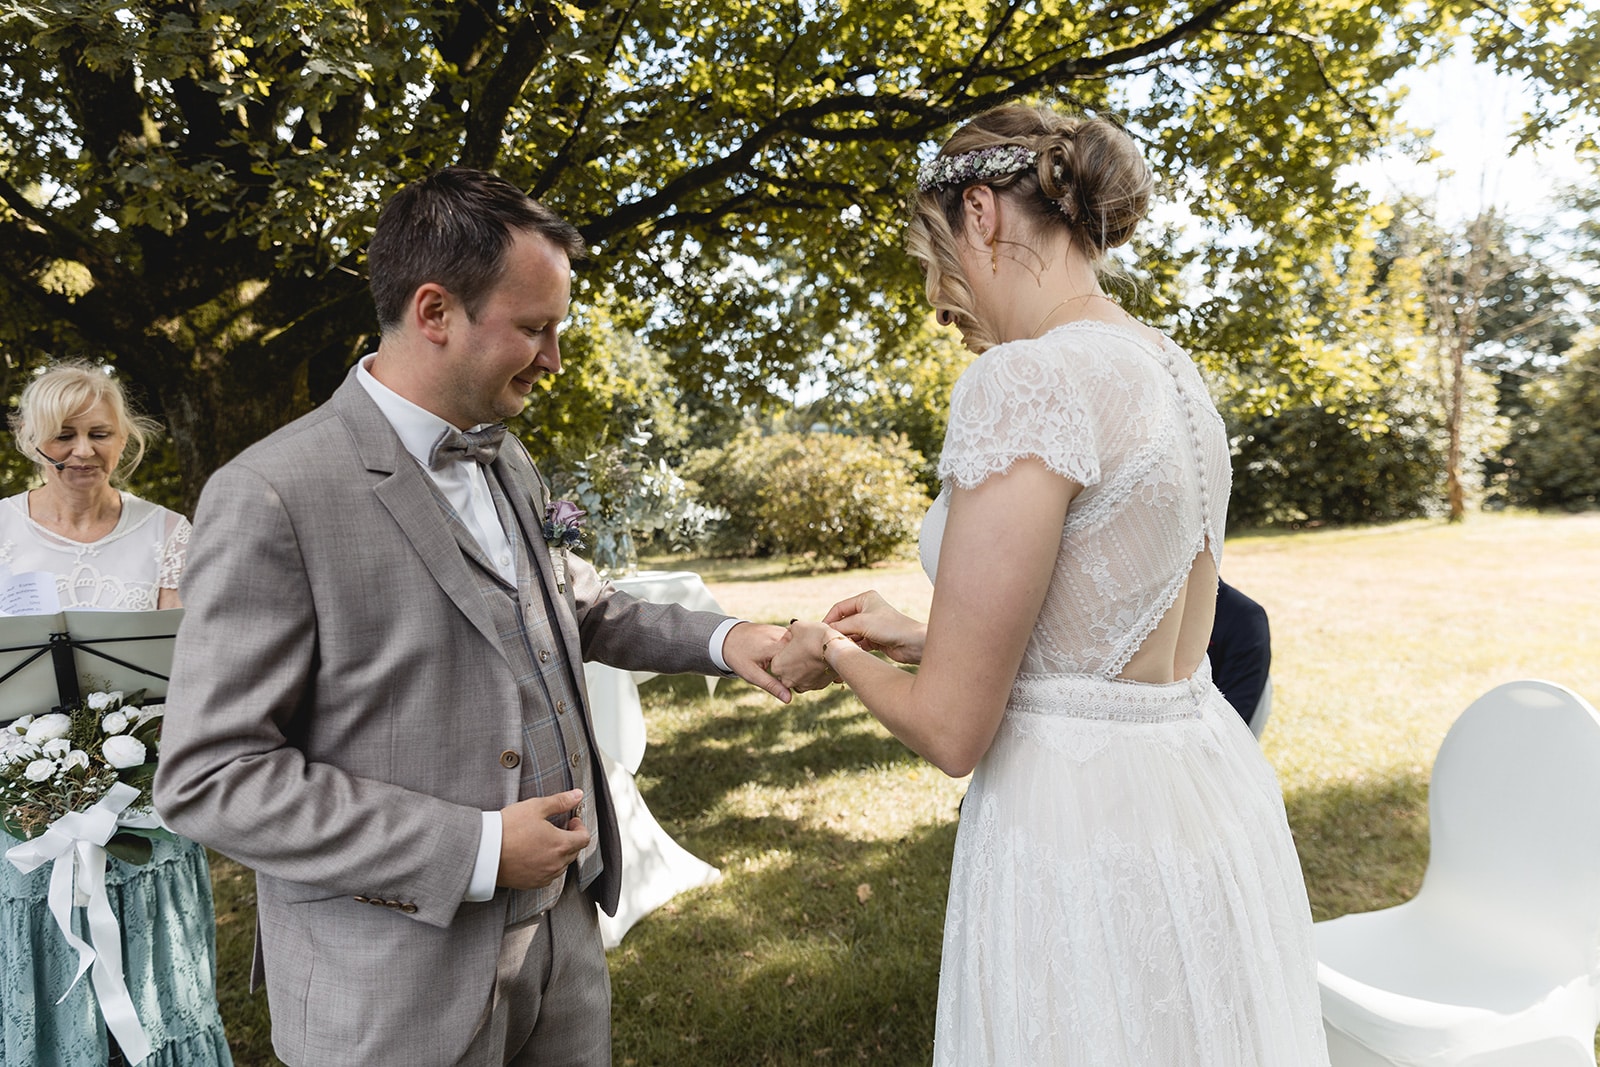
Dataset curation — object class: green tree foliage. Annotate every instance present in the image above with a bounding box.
[1203,196,1600,528]
[1389,210,1582,519]
[1228,355,1505,527]
[686,429,929,568]
[820,315,975,494]
[4,0,1595,510]
[1505,332,1600,510]
[510,295,694,470]
[1213,209,1438,525]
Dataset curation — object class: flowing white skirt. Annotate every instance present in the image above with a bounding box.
[933,662,1330,1066]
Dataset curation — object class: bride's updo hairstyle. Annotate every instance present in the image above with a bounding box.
[906,104,1153,352]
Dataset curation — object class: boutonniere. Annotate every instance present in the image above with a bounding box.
[542,499,587,593]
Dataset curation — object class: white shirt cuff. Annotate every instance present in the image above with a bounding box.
[465,810,502,902]
[709,618,742,675]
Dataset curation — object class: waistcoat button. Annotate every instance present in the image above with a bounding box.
[500,750,521,769]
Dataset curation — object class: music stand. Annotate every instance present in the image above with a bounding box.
[0,609,182,720]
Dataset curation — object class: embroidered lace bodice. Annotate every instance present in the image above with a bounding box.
[919,320,1233,679]
[0,491,191,610]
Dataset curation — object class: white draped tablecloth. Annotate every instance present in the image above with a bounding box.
[586,570,723,948]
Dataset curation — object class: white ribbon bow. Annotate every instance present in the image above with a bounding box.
[5,781,156,1063]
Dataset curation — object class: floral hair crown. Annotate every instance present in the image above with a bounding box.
[915,145,1039,193]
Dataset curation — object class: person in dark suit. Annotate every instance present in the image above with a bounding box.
[1210,579,1271,731]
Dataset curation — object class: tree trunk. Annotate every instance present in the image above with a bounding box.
[125,276,373,515]
[1445,339,1467,523]
[153,364,312,517]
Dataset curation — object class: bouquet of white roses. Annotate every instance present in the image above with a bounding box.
[0,689,169,863]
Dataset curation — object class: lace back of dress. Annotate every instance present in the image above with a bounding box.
[930,322,1232,681]
[1110,338,1230,680]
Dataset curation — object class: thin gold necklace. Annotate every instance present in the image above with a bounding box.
[1030,292,1116,337]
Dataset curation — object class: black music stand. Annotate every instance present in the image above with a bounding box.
[0,609,182,720]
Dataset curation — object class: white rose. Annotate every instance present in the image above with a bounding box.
[100,711,129,735]
[41,737,71,758]
[86,691,124,711]
[24,758,56,782]
[2,741,39,766]
[25,713,72,742]
[7,715,33,734]
[101,734,147,769]
[62,749,91,772]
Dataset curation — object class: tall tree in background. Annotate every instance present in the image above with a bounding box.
[1394,209,1583,520]
[1427,214,1500,521]
[1,0,1595,510]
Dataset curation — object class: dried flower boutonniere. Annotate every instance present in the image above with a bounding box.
[542,499,587,593]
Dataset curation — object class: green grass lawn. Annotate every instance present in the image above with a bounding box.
[208,511,1600,1065]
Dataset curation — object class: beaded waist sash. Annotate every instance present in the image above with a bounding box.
[1007,660,1214,724]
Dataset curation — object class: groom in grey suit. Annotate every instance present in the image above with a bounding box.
[154,168,791,1066]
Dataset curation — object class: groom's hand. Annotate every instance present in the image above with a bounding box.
[497,789,591,889]
[722,621,793,703]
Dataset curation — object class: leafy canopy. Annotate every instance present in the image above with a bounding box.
[1,0,1595,507]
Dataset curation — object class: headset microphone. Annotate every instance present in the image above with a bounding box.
[35,447,67,472]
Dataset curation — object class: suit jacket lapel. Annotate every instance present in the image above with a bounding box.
[492,439,586,673]
[329,373,507,658]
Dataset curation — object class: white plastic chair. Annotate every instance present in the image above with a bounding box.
[1315,679,1600,1066]
[1248,675,1273,740]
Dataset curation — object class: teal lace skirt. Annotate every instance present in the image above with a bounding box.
[0,833,233,1065]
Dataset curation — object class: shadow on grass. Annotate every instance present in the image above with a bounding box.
[208,852,282,1067]
[1285,769,1431,923]
[636,675,917,808]
[609,813,954,1066]
[610,672,955,1064]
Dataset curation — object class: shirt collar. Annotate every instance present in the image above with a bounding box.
[355,354,479,470]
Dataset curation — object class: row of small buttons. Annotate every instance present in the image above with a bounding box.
[496,699,572,769]
[352,895,417,914]
[499,738,579,770]
[502,749,582,769]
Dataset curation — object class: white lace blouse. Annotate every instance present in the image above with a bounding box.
[0,491,191,610]
[919,320,1233,679]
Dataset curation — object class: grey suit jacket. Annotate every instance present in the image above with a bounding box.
[154,370,729,1065]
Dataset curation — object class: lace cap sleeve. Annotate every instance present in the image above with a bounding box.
[937,339,1100,491]
[159,510,192,591]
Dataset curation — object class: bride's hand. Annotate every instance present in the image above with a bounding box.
[771,621,842,694]
[823,590,926,665]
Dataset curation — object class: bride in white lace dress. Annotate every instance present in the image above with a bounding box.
[774,106,1329,1065]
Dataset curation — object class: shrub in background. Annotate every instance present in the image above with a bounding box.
[1504,337,1600,512]
[687,430,930,569]
[1225,358,1505,528]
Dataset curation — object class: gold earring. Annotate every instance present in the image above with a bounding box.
[991,246,999,274]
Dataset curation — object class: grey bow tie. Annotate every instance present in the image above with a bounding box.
[428,423,507,470]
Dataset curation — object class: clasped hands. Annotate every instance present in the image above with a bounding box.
[770,590,928,695]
